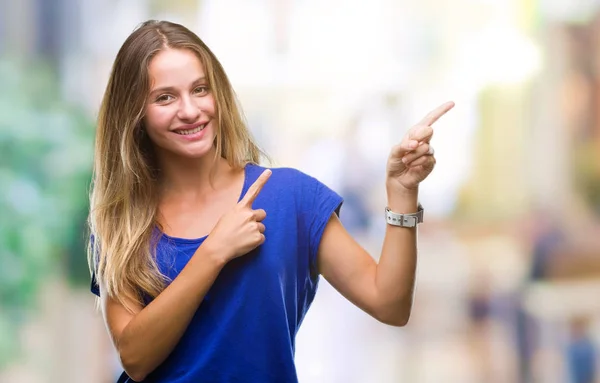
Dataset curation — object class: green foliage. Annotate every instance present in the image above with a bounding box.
[0,58,94,369]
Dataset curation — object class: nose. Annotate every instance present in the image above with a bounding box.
[177,95,201,122]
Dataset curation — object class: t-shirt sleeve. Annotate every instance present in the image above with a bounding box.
[89,234,100,297]
[297,172,344,270]
[91,272,100,297]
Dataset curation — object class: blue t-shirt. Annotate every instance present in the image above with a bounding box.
[91,164,343,382]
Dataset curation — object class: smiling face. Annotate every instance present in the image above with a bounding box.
[143,48,217,161]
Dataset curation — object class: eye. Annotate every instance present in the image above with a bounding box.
[155,94,174,103]
[193,86,208,95]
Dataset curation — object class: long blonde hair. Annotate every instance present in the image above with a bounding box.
[88,20,265,311]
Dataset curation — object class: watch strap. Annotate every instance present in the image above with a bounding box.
[385,203,424,228]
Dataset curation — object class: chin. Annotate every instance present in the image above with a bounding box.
[182,140,217,159]
[185,149,214,159]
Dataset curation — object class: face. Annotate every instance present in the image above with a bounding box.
[143,48,216,160]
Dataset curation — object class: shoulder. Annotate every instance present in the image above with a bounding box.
[246,163,321,191]
[246,163,342,214]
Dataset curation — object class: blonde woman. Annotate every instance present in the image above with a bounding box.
[88,20,454,383]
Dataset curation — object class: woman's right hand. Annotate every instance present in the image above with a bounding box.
[203,169,272,263]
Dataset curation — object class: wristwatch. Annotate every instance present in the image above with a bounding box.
[385,203,424,228]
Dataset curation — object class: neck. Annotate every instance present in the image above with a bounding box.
[156,147,233,198]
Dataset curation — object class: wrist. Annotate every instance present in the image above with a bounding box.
[386,182,419,213]
[386,178,418,195]
[198,240,230,268]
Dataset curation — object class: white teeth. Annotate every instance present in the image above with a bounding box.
[176,124,205,135]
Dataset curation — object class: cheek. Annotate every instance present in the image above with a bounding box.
[144,106,172,132]
[202,95,217,115]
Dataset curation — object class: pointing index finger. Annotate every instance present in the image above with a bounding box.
[418,101,455,127]
[240,169,272,206]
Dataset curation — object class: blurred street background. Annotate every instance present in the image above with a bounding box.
[1,0,600,382]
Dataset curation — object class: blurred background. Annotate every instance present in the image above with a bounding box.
[1,0,600,382]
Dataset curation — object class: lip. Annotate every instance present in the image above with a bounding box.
[171,121,209,133]
[171,121,209,142]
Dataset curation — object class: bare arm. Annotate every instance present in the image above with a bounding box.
[317,192,417,327]
[101,246,225,381]
[375,186,419,324]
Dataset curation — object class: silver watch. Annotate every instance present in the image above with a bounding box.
[385,203,424,228]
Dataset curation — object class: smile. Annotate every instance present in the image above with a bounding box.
[175,124,206,135]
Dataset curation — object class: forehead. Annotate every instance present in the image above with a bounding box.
[148,48,205,85]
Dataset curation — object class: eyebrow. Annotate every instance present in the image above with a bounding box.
[149,77,207,95]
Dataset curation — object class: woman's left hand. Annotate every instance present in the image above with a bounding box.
[386,101,455,191]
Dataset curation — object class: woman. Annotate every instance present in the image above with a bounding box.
[88,19,454,383]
